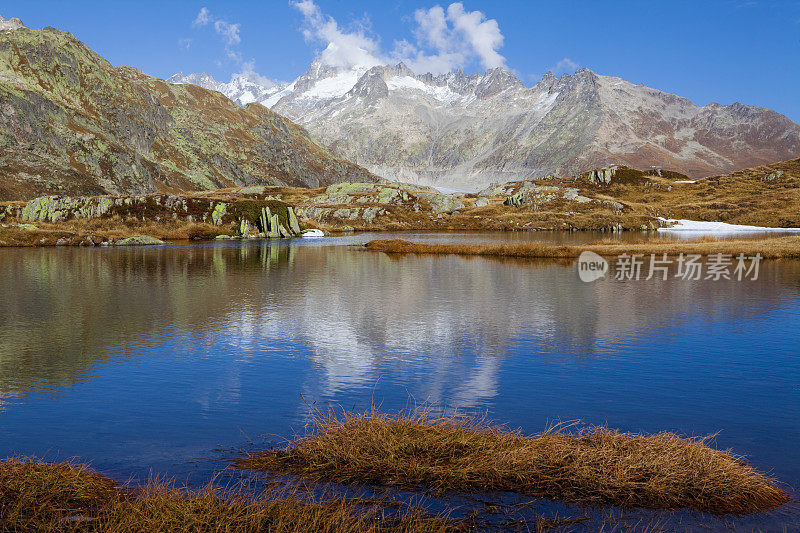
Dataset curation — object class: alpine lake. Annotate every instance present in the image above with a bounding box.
[1,231,798,531]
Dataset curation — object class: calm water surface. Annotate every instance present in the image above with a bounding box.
[1,232,798,530]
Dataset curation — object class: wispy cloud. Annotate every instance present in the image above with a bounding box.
[291,0,507,74]
[553,57,579,75]
[192,7,241,61]
[191,7,274,85]
[178,37,192,51]
[193,7,211,27]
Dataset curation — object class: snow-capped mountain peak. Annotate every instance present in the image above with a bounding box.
[169,59,800,189]
[167,71,281,105]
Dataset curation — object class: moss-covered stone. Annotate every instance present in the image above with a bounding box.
[115,235,165,246]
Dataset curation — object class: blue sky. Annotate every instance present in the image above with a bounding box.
[4,1,800,122]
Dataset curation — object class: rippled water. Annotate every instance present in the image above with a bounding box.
[1,233,798,530]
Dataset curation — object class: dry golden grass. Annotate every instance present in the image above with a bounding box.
[0,457,461,532]
[363,236,800,259]
[237,409,789,515]
[0,217,229,246]
[0,457,116,530]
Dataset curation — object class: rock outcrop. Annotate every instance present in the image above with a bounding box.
[294,182,465,225]
[18,193,305,238]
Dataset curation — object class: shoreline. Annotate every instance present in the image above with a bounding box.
[361,236,800,259]
[1,408,791,532]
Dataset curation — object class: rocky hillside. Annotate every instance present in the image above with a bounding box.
[172,56,800,189]
[3,158,799,248]
[0,22,376,201]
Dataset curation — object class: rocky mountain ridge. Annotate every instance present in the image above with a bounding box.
[0,22,376,200]
[171,55,800,189]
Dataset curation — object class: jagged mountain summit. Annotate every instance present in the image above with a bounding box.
[0,23,376,200]
[167,71,281,106]
[172,56,800,189]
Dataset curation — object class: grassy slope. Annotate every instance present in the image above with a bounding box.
[0,27,376,201]
[280,159,800,232]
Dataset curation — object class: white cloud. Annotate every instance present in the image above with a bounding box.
[193,7,211,27]
[553,57,579,74]
[290,0,385,69]
[214,20,241,48]
[178,38,192,51]
[291,1,507,74]
[236,60,276,88]
[445,3,505,69]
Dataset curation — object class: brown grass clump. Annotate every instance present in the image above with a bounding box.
[0,457,116,530]
[0,457,460,532]
[96,483,455,533]
[237,409,790,515]
[362,236,800,259]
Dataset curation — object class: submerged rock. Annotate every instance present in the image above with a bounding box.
[115,235,166,246]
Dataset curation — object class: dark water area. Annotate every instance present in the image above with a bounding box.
[1,232,798,530]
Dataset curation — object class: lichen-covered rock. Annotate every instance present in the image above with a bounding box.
[415,192,465,213]
[760,171,784,182]
[115,235,165,246]
[333,208,360,220]
[287,207,301,234]
[21,195,114,223]
[475,197,489,207]
[586,166,619,185]
[238,219,254,238]
[504,191,525,207]
[362,206,388,223]
[562,188,592,203]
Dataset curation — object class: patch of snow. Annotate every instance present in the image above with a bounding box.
[299,71,361,100]
[658,218,800,233]
[533,91,559,111]
[238,91,256,105]
[301,229,325,238]
[262,82,295,108]
[386,76,427,92]
[674,180,696,184]
[386,76,460,103]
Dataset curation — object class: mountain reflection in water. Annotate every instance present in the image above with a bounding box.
[0,237,798,528]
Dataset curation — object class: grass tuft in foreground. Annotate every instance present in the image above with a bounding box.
[237,409,790,515]
[362,236,800,259]
[0,457,117,530]
[0,457,459,532]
